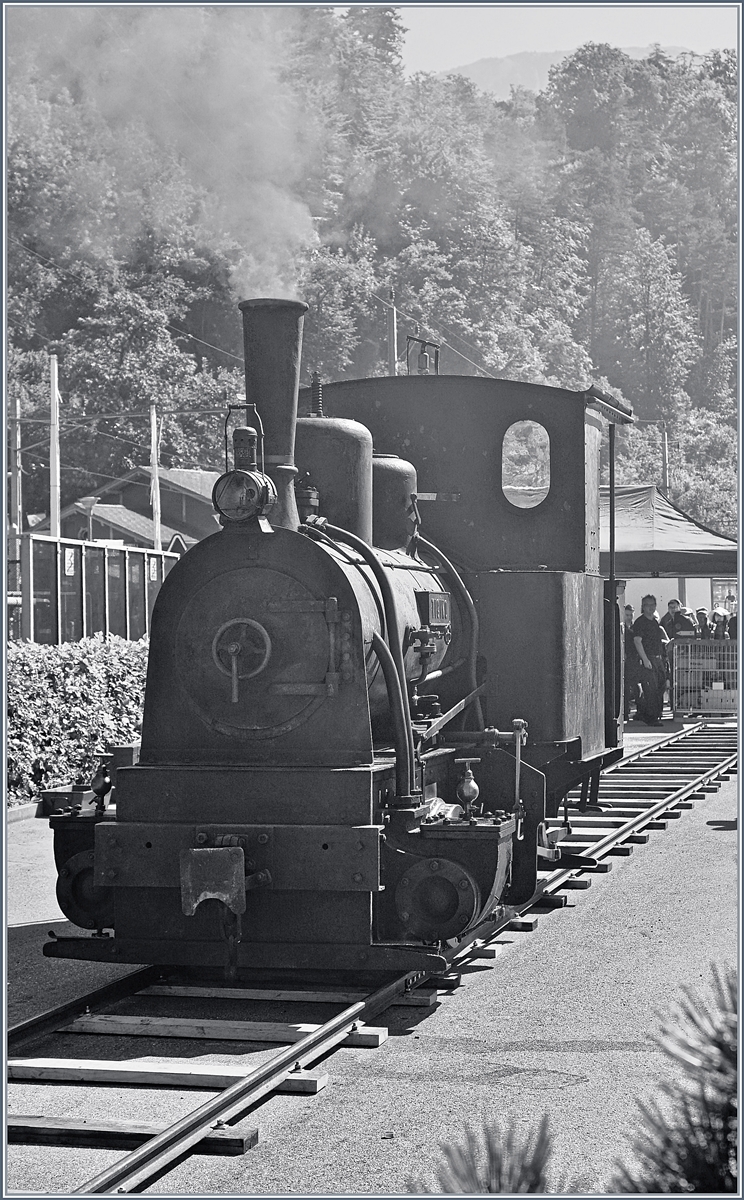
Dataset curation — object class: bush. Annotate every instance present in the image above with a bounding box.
[6,635,149,806]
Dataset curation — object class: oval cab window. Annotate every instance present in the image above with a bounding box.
[502,420,550,508]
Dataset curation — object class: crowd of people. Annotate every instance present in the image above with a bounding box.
[623,595,736,727]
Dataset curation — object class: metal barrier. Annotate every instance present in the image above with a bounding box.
[673,638,738,717]
[18,534,179,644]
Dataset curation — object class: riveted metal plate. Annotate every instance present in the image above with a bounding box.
[95,824,381,891]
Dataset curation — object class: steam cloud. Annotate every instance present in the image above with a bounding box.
[7,5,318,298]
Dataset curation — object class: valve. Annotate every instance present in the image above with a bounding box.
[88,759,112,814]
[410,692,441,719]
[455,758,481,821]
[409,626,441,685]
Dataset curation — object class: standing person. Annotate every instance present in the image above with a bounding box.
[623,604,641,721]
[632,594,670,726]
[728,611,737,641]
[711,609,730,640]
[660,599,696,639]
[696,608,712,638]
[660,599,696,704]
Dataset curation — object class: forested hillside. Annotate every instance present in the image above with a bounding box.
[7,7,737,534]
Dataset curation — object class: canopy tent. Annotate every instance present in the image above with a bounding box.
[599,485,737,577]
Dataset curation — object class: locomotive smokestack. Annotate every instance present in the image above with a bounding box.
[239,298,309,530]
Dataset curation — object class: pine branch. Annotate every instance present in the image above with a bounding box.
[409,1114,552,1194]
[610,962,737,1193]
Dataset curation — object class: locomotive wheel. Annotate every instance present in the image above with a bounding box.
[56,850,115,930]
[395,858,481,942]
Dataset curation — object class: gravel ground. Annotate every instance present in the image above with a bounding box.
[5,720,738,1196]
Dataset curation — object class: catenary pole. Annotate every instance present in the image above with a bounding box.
[387,286,397,376]
[8,384,22,589]
[49,355,60,538]
[150,404,162,551]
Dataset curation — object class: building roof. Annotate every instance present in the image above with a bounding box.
[600,485,736,577]
[80,504,195,549]
[156,468,222,500]
[35,466,222,534]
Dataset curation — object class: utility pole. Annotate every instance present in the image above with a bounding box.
[637,419,670,495]
[387,286,397,377]
[150,404,162,551]
[49,355,60,538]
[660,421,669,495]
[8,385,22,590]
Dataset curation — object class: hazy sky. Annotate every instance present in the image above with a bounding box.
[399,5,739,73]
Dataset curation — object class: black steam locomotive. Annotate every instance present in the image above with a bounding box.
[42,299,633,978]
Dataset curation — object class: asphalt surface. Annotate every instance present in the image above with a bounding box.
[5,719,739,1196]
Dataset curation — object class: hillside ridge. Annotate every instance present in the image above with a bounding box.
[439,46,692,97]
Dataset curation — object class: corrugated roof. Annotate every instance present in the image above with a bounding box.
[156,468,221,500]
[79,504,190,547]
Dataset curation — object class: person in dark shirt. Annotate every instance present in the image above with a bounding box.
[632,594,669,725]
[623,604,641,721]
[728,612,737,641]
[660,599,697,639]
[696,608,712,638]
[660,599,696,701]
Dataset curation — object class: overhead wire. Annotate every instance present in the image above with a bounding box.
[373,289,490,364]
[8,236,244,362]
[17,409,226,425]
[21,450,149,486]
[369,290,497,379]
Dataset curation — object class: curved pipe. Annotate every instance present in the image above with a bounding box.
[315,522,417,795]
[414,535,484,731]
[371,632,412,800]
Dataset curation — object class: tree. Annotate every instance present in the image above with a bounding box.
[597,230,698,419]
[544,43,634,154]
[298,230,380,381]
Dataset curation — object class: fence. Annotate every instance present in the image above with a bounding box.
[17,534,179,644]
[673,638,738,717]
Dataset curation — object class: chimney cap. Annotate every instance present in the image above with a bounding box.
[239,298,309,314]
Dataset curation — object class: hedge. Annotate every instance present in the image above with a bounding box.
[6,635,149,807]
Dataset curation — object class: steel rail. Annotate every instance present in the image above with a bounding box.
[71,970,422,1194]
[15,724,736,1191]
[7,967,161,1055]
[452,723,737,964]
[536,746,738,901]
[601,720,729,772]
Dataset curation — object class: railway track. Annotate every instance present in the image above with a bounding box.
[7,720,737,1195]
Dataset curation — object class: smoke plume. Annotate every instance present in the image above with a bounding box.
[6,5,318,297]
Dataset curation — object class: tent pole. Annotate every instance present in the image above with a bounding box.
[608,422,617,733]
[609,424,616,588]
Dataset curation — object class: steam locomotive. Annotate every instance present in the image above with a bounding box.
[42,298,634,978]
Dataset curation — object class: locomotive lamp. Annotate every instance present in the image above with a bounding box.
[212,426,277,525]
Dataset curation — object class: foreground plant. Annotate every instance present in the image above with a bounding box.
[409,964,737,1193]
[610,963,737,1193]
[409,1114,551,1194]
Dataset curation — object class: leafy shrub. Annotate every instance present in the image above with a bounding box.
[6,635,149,806]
